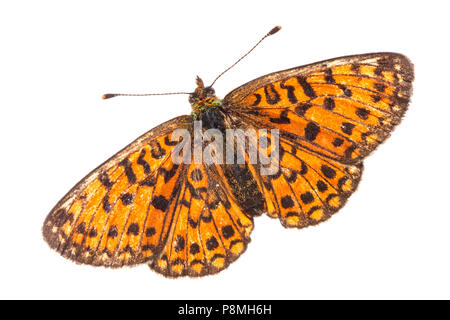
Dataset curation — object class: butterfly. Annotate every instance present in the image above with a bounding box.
[43,26,414,277]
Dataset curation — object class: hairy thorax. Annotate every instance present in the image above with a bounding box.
[189,77,226,131]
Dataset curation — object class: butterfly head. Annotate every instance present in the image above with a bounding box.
[189,77,223,120]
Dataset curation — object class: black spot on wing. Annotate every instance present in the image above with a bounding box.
[187,183,207,200]
[300,192,314,204]
[119,158,136,184]
[304,122,320,141]
[285,170,298,183]
[139,175,156,187]
[264,84,281,105]
[324,69,335,83]
[323,97,335,111]
[76,222,86,234]
[146,227,156,237]
[251,93,261,106]
[107,225,118,238]
[341,122,355,135]
[88,228,97,238]
[356,108,370,120]
[159,164,180,183]
[296,76,316,98]
[201,214,212,223]
[351,64,360,74]
[371,95,382,103]
[269,110,290,124]
[137,149,151,174]
[280,80,298,104]
[150,140,166,159]
[99,172,113,188]
[102,195,112,213]
[332,138,344,147]
[294,103,311,116]
[190,243,200,255]
[190,168,204,182]
[206,237,219,251]
[151,195,169,211]
[281,195,294,209]
[174,235,185,252]
[338,84,352,97]
[374,82,387,93]
[120,192,134,205]
[164,135,178,146]
[321,165,336,179]
[345,145,357,159]
[317,180,328,192]
[188,218,198,228]
[300,160,308,175]
[338,177,350,191]
[127,223,139,236]
[221,225,235,239]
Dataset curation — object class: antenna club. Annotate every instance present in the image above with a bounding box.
[102,94,116,99]
[209,26,282,87]
[268,26,282,36]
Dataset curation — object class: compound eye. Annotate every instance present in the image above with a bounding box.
[204,87,215,96]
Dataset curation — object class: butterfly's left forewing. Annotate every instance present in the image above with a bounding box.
[225,53,413,162]
[224,52,414,227]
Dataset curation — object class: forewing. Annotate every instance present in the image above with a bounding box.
[42,116,191,267]
[225,53,414,162]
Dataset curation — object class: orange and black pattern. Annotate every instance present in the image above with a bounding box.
[43,116,190,268]
[43,52,414,277]
[43,116,253,277]
[223,53,413,227]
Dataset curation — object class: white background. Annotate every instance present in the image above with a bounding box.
[1,0,449,299]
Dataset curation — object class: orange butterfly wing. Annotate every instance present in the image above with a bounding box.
[43,115,253,276]
[43,116,192,267]
[224,53,414,226]
[149,163,253,277]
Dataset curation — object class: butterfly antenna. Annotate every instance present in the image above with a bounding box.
[209,26,281,88]
[102,91,191,99]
